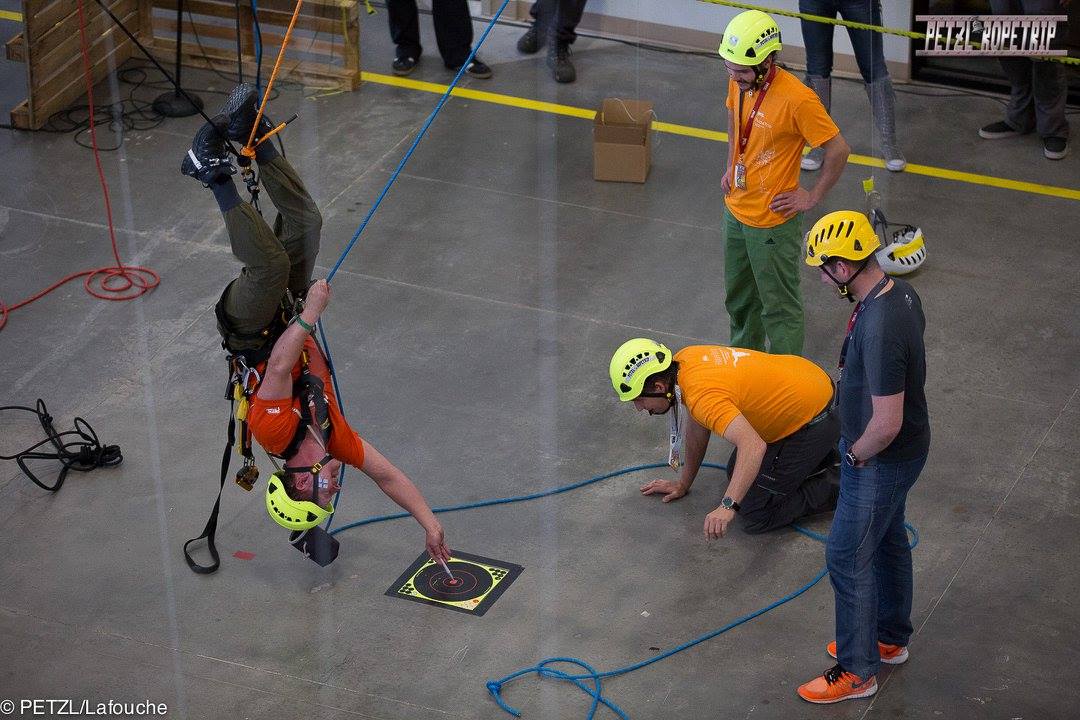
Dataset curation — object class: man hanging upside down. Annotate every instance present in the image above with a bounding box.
[181,83,450,563]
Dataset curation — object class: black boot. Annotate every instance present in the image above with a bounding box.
[218,83,274,142]
[517,23,544,54]
[547,41,576,83]
[180,115,235,185]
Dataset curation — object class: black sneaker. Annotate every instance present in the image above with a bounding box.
[979,121,1025,140]
[517,24,544,54]
[181,116,235,185]
[455,57,492,79]
[218,83,274,142]
[547,42,575,83]
[1043,136,1069,160]
[392,56,418,76]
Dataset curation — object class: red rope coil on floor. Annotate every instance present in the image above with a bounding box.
[0,0,159,333]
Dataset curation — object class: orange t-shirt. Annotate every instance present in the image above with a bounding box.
[724,67,839,229]
[674,345,832,443]
[248,336,366,468]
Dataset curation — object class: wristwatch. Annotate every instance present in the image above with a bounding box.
[845,450,861,467]
[720,496,741,513]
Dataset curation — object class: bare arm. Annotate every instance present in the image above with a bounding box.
[360,439,450,563]
[640,413,711,502]
[722,108,736,194]
[256,280,329,400]
[703,414,766,540]
[850,392,904,463]
[809,133,850,205]
[770,132,850,217]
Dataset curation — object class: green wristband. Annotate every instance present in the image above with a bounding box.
[294,315,315,333]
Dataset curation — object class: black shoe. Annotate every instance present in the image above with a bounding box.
[547,42,575,83]
[1044,136,1069,160]
[181,115,235,185]
[454,57,492,79]
[517,24,544,54]
[392,55,418,76]
[979,120,1026,140]
[218,83,274,142]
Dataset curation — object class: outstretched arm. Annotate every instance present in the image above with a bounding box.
[360,440,450,563]
[256,280,329,400]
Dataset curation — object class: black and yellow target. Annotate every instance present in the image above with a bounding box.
[386,551,523,616]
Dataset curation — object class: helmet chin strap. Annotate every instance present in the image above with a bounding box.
[822,259,870,303]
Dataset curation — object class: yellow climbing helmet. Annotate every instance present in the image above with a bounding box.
[609,338,673,402]
[718,10,782,67]
[265,471,334,531]
[805,210,882,266]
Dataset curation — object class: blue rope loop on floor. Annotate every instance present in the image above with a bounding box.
[328,460,917,719]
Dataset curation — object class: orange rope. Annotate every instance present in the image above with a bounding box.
[244,0,305,156]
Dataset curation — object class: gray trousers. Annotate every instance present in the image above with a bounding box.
[220,156,322,350]
[990,0,1070,139]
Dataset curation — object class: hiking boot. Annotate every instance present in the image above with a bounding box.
[218,83,273,142]
[979,120,1026,139]
[517,23,544,54]
[827,640,908,665]
[1044,136,1069,160]
[797,664,877,704]
[392,55,418,76]
[454,57,492,79]
[180,116,235,185]
[547,41,575,83]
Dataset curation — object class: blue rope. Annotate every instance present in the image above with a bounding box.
[325,0,512,282]
[328,460,918,719]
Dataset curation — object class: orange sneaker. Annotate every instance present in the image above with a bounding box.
[798,664,877,704]
[827,640,908,665]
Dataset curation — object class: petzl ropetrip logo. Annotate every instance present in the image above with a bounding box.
[915,14,1067,57]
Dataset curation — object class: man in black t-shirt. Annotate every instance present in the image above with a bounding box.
[796,210,930,705]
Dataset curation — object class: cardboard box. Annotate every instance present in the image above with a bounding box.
[593,99,653,183]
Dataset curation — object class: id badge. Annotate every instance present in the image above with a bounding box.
[734,162,747,190]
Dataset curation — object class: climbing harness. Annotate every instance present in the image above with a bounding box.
[0,399,122,492]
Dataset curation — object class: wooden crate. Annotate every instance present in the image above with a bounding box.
[143,0,360,92]
[4,0,360,129]
[7,0,142,130]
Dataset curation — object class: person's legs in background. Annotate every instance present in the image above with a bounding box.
[840,0,906,171]
[386,0,423,75]
[799,0,837,172]
[432,0,492,78]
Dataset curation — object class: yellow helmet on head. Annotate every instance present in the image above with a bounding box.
[609,338,673,402]
[265,471,334,531]
[718,10,782,67]
[805,210,881,267]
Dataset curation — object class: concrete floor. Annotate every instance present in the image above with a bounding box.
[2,6,1079,720]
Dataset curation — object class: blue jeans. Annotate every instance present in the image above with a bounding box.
[799,0,888,83]
[826,438,926,680]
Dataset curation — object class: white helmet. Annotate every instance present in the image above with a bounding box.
[875,225,926,276]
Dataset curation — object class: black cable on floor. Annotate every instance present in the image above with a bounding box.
[0,399,122,492]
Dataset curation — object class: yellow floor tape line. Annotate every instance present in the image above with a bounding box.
[0,9,24,21]
[360,70,1080,202]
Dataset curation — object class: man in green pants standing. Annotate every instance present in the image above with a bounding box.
[719,10,850,355]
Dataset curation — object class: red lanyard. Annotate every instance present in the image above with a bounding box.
[838,275,890,370]
[736,64,777,159]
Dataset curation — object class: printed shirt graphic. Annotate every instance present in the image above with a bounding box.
[724,67,839,229]
[248,336,366,468]
[674,345,833,443]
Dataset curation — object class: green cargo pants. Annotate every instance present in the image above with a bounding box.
[723,207,804,356]
[219,156,322,350]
